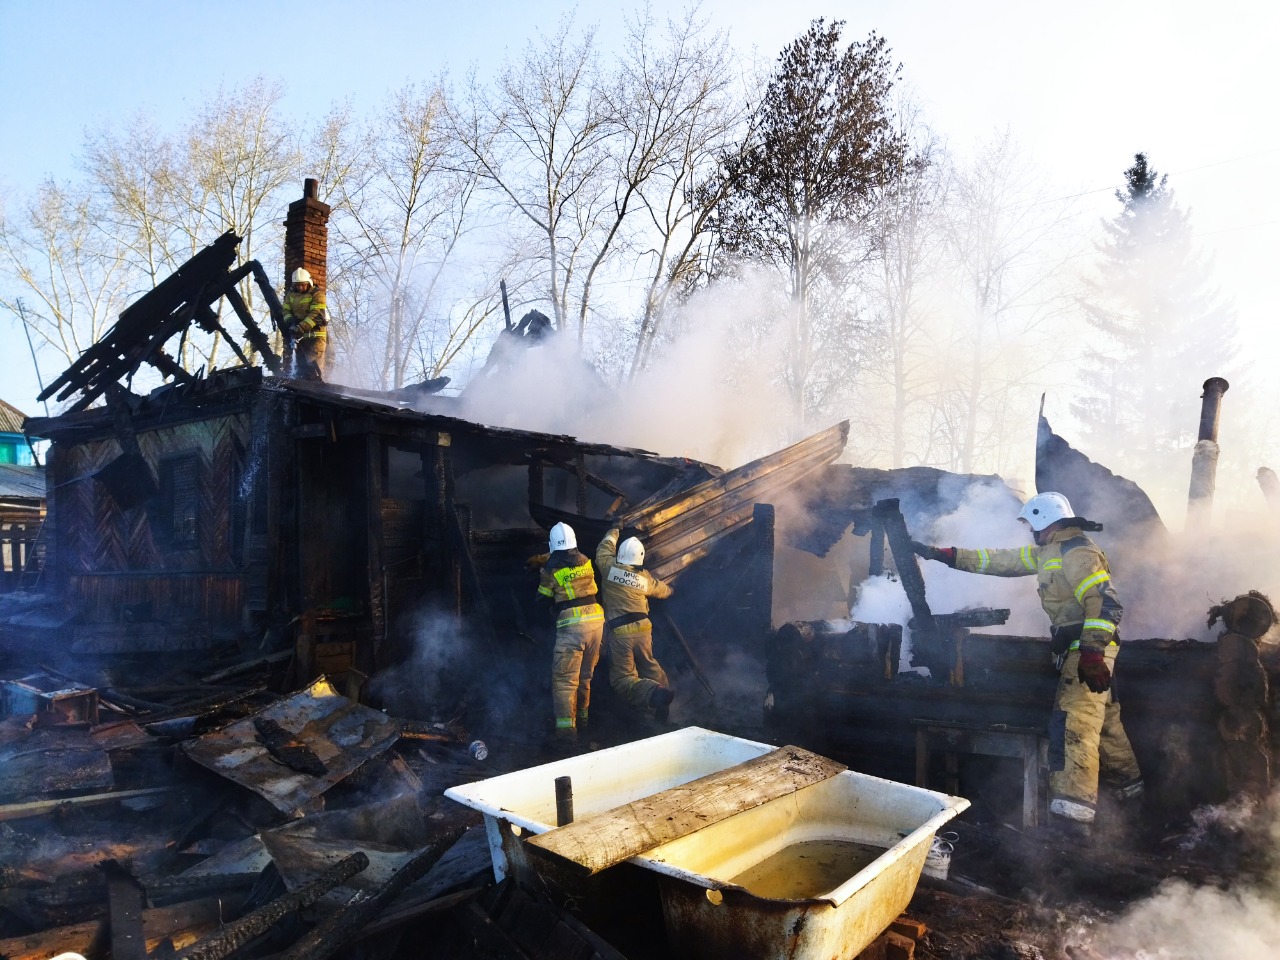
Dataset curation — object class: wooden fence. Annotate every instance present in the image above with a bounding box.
[0,521,43,592]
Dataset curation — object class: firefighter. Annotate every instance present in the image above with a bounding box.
[911,492,1143,833]
[596,525,675,722]
[536,522,604,746]
[281,268,327,382]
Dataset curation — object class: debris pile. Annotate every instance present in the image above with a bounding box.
[0,653,502,960]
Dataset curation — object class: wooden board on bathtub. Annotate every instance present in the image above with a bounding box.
[525,745,846,876]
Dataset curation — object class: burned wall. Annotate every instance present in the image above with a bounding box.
[53,413,253,627]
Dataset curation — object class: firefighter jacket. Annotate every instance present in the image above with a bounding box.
[953,525,1122,654]
[538,549,604,628]
[282,287,328,339]
[596,527,672,634]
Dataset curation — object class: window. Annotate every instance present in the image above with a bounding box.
[158,454,200,550]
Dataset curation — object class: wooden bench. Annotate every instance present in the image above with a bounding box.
[912,719,1047,827]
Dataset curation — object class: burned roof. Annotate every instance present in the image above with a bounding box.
[25,367,709,474]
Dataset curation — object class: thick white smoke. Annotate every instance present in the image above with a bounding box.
[1065,791,1280,958]
[917,480,1048,636]
[449,267,799,469]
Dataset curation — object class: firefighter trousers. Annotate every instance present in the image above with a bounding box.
[1048,647,1142,813]
[551,619,603,730]
[608,625,669,711]
[294,337,327,381]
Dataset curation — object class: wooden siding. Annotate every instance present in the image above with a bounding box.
[69,573,246,623]
[59,413,251,575]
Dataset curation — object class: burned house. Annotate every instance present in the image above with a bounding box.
[3,214,1279,957]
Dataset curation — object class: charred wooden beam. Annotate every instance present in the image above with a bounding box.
[655,606,714,698]
[102,859,146,960]
[278,827,466,960]
[175,852,369,960]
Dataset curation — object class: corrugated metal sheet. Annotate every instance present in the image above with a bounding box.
[0,464,45,501]
[0,717,114,799]
[181,678,400,813]
[0,399,27,435]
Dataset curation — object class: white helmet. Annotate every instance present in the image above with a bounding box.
[1017,492,1073,532]
[617,537,645,566]
[549,522,576,552]
[292,267,313,286]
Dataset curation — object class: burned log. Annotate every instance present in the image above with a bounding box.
[278,825,467,960]
[175,852,369,960]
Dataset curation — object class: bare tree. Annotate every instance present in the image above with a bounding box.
[82,115,181,290]
[449,22,618,342]
[0,182,133,380]
[331,84,482,388]
[619,7,752,378]
[936,129,1076,474]
[857,102,948,466]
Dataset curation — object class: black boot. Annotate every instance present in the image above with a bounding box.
[649,686,675,724]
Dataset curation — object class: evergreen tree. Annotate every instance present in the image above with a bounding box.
[1072,153,1236,466]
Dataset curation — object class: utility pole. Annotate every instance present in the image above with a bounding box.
[14,298,50,416]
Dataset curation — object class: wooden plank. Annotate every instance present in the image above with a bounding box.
[0,895,234,960]
[0,786,173,823]
[103,860,146,960]
[527,746,846,875]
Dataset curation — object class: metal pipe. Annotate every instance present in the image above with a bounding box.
[1258,468,1280,515]
[1187,378,1229,532]
[555,776,574,826]
[1197,377,1230,441]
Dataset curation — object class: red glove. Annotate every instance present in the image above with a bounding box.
[1077,649,1111,693]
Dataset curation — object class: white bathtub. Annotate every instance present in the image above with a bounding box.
[445,726,968,959]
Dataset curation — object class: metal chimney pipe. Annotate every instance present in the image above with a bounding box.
[1187,377,1229,532]
[1196,377,1230,442]
[1257,467,1280,516]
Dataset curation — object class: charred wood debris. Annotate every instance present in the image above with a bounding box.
[3,235,1280,958]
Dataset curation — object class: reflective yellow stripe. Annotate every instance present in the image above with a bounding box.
[1070,638,1117,651]
[556,604,604,627]
[1020,546,1035,572]
[976,549,990,572]
[554,561,593,599]
[538,584,553,597]
[1042,558,1062,570]
[1074,570,1110,602]
[555,717,575,729]
[1084,619,1116,634]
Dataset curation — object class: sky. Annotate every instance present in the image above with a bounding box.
[2,0,1278,445]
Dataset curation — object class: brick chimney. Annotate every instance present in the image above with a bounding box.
[283,178,331,291]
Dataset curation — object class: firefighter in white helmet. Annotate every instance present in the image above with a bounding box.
[281,267,328,381]
[912,491,1142,833]
[596,524,675,721]
[535,522,604,747]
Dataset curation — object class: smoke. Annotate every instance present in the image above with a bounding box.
[442,267,801,469]
[1064,791,1280,958]
[848,573,924,673]
[915,479,1049,636]
[371,606,528,731]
